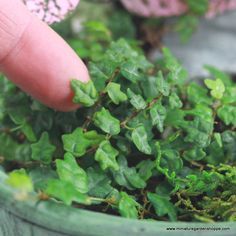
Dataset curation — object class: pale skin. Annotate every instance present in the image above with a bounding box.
[0,0,90,112]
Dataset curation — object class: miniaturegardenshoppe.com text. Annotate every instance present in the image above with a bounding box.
[166,227,231,232]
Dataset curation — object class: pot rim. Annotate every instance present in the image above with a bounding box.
[0,172,236,236]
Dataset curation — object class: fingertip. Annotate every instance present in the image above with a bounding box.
[1,13,90,112]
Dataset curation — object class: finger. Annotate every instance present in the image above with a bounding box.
[0,0,89,112]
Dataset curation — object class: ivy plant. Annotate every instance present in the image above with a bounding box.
[0,38,235,222]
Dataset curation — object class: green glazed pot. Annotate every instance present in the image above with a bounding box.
[0,171,235,236]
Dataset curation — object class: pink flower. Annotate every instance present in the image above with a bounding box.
[22,0,80,24]
[22,0,236,24]
[120,0,236,18]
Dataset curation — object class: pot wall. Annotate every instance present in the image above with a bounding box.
[0,175,235,236]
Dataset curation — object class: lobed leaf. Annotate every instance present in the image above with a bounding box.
[106,82,127,105]
[204,78,225,100]
[95,140,119,171]
[131,126,152,155]
[118,192,140,219]
[112,155,146,190]
[71,79,98,107]
[147,192,177,221]
[56,153,88,193]
[127,88,146,110]
[93,108,120,135]
[31,132,56,164]
[217,105,236,126]
[46,179,90,206]
[62,128,105,157]
[150,102,166,132]
[6,169,33,193]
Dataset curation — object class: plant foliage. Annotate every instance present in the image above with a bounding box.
[0,38,235,222]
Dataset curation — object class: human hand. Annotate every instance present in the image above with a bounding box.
[0,0,89,112]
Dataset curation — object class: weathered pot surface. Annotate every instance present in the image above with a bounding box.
[0,171,235,236]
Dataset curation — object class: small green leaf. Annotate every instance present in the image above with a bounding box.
[62,128,105,157]
[150,102,166,132]
[204,78,225,99]
[162,47,187,83]
[93,108,120,135]
[118,192,140,219]
[85,21,111,41]
[221,131,236,161]
[29,167,57,191]
[205,141,225,165]
[6,169,33,193]
[156,71,170,96]
[46,179,91,205]
[71,79,98,107]
[21,123,37,142]
[56,153,88,193]
[127,88,146,110]
[141,76,160,99]
[147,192,177,221]
[183,117,213,148]
[0,133,32,161]
[137,160,155,181]
[183,147,206,161]
[105,39,152,83]
[121,60,141,83]
[89,62,110,91]
[222,87,236,104]
[95,140,119,171]
[106,82,127,105]
[7,101,29,125]
[31,132,56,164]
[187,82,212,105]
[7,102,36,142]
[155,182,173,197]
[214,133,223,148]
[87,166,113,198]
[186,104,213,123]
[165,109,185,127]
[161,149,183,174]
[112,155,146,189]
[204,65,232,86]
[217,105,236,126]
[169,92,183,109]
[125,169,146,189]
[132,125,152,154]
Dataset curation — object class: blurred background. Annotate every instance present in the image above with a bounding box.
[50,0,236,78]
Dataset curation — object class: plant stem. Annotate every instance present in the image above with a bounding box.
[121,95,162,128]
[82,68,120,131]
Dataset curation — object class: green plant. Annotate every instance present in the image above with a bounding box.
[0,39,235,222]
[175,0,209,42]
